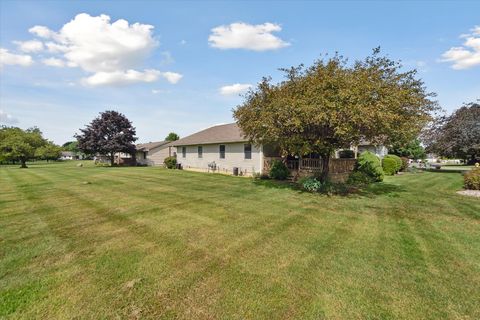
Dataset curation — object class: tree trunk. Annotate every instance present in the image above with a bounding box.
[110,154,115,166]
[20,158,27,168]
[319,154,330,183]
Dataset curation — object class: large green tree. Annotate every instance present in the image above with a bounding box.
[75,110,137,166]
[425,102,480,163]
[234,49,439,181]
[0,126,46,168]
[36,142,62,162]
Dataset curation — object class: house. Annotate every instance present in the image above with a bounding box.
[60,151,75,160]
[135,141,174,166]
[171,123,388,177]
[172,123,262,175]
[59,151,84,160]
[354,140,389,158]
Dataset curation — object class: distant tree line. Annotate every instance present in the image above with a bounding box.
[0,126,62,168]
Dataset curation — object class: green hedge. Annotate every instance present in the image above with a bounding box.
[269,160,289,180]
[382,157,397,175]
[384,154,402,173]
[164,156,177,169]
[357,151,384,182]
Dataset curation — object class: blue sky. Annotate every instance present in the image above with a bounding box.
[1,0,479,144]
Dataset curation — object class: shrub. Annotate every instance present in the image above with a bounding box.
[347,171,373,185]
[338,149,355,159]
[357,151,384,182]
[384,154,402,173]
[400,157,409,171]
[164,156,177,169]
[464,168,480,190]
[301,177,322,192]
[382,157,397,175]
[269,160,289,180]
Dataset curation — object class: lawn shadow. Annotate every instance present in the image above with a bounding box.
[355,182,407,198]
[252,178,305,192]
[253,177,409,198]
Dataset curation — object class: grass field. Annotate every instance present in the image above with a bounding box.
[1,161,479,319]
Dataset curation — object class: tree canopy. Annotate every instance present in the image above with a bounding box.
[62,141,79,152]
[36,142,62,162]
[425,101,480,163]
[234,49,439,181]
[0,126,47,168]
[165,132,180,141]
[75,110,137,166]
[390,138,426,160]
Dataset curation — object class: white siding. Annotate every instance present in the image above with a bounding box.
[137,146,173,166]
[358,145,388,158]
[148,146,172,166]
[176,143,263,175]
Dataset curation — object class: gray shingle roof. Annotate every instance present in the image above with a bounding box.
[136,141,170,151]
[171,123,248,146]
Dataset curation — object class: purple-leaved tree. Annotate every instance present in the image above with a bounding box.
[76,110,137,166]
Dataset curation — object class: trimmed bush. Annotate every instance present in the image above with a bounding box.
[357,151,384,182]
[164,156,177,169]
[400,157,409,171]
[347,171,373,185]
[384,154,402,173]
[464,168,480,190]
[269,160,289,180]
[382,157,397,175]
[338,149,355,159]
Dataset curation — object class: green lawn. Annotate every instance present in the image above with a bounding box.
[1,162,479,319]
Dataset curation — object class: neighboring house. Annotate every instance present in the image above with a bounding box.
[172,123,264,175]
[136,141,174,166]
[60,151,75,160]
[354,141,389,158]
[59,151,84,160]
[172,123,389,176]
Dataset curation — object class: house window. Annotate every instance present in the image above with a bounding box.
[244,144,252,159]
[219,145,225,159]
[198,146,203,158]
[182,147,186,158]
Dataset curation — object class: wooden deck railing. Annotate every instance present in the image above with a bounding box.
[263,157,356,175]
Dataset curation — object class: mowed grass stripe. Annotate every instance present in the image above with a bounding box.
[1,162,479,319]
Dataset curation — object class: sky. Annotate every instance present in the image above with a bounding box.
[0,0,479,145]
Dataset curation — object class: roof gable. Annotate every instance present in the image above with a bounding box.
[172,123,248,146]
[136,141,169,151]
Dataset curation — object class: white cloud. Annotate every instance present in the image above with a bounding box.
[0,48,33,67]
[220,83,252,95]
[161,71,182,84]
[26,13,182,86]
[209,22,290,51]
[44,42,68,53]
[0,110,19,124]
[14,40,44,53]
[441,25,480,69]
[82,69,160,86]
[29,25,57,39]
[42,57,66,67]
